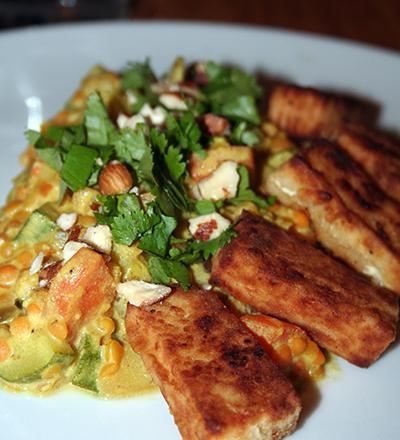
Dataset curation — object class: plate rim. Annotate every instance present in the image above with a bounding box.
[0,18,399,60]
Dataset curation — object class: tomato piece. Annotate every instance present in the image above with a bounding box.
[48,248,115,339]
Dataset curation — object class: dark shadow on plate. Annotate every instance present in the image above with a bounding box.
[295,378,322,430]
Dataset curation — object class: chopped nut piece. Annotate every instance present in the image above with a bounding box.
[82,225,112,254]
[189,213,230,241]
[117,280,172,307]
[99,161,133,196]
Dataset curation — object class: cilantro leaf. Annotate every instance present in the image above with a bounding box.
[195,200,216,215]
[186,228,237,260]
[115,126,155,184]
[98,194,160,246]
[165,112,202,153]
[218,95,260,125]
[164,146,186,181]
[152,159,191,214]
[228,166,274,209]
[60,144,97,192]
[121,59,158,111]
[205,62,262,99]
[84,93,116,146]
[122,59,156,90]
[147,256,191,291]
[139,214,177,257]
[203,62,262,125]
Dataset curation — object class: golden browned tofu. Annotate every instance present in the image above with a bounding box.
[189,144,255,182]
[211,213,398,367]
[337,124,400,202]
[302,142,400,253]
[265,155,400,293]
[267,85,347,138]
[125,287,301,440]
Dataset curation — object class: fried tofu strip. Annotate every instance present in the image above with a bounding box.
[125,287,301,440]
[267,85,347,138]
[265,155,400,293]
[302,142,400,253]
[211,213,398,367]
[337,124,400,202]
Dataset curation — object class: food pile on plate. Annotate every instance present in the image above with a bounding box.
[0,58,398,440]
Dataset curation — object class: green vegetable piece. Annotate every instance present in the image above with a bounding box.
[84,93,116,147]
[267,148,297,169]
[231,122,260,147]
[60,144,97,192]
[0,330,73,384]
[71,334,101,393]
[13,210,57,245]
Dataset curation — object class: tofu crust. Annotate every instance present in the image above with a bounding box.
[302,142,400,253]
[337,124,400,203]
[265,154,400,293]
[267,85,347,138]
[211,212,398,367]
[125,287,301,440]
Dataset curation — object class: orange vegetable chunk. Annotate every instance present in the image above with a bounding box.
[241,314,326,379]
[48,248,115,338]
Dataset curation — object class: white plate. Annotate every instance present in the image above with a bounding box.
[0,21,399,440]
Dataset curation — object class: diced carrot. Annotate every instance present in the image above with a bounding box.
[48,248,115,339]
[3,201,21,216]
[39,181,54,197]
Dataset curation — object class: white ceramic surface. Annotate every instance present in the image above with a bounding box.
[0,21,399,440]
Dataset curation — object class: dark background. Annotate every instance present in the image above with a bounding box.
[0,0,399,52]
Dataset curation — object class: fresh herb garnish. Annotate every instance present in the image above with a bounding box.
[139,214,177,258]
[60,145,97,192]
[231,121,260,146]
[95,194,160,246]
[228,166,275,209]
[203,61,262,125]
[195,200,216,215]
[84,93,116,147]
[121,59,158,111]
[147,256,191,291]
[26,58,267,291]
